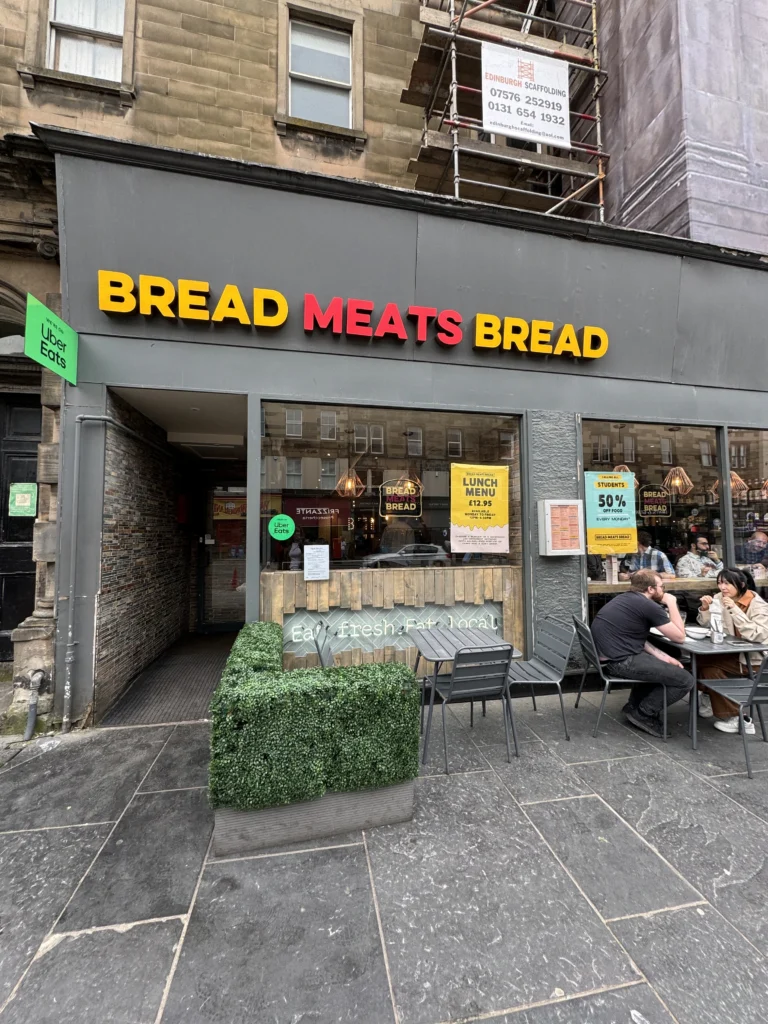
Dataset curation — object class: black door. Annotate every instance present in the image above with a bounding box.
[0,396,42,660]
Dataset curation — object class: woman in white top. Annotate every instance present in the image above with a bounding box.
[697,568,768,734]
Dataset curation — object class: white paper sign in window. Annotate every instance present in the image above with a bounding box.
[481,42,571,149]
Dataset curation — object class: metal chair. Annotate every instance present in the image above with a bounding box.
[506,617,575,740]
[703,655,768,778]
[313,620,336,668]
[423,645,516,774]
[573,616,669,741]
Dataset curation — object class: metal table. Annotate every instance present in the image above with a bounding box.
[651,631,768,749]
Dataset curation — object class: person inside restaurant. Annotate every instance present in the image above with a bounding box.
[739,530,768,569]
[619,532,676,581]
[696,568,768,734]
[676,535,723,579]
[590,570,694,738]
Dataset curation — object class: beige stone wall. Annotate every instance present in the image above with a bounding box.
[0,0,421,188]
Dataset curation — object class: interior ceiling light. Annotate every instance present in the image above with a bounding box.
[335,467,365,498]
[662,466,694,496]
[712,472,749,496]
[612,465,639,489]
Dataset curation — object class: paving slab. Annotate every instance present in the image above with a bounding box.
[492,742,594,805]
[1,920,181,1024]
[57,788,213,930]
[0,825,111,1001]
[420,703,493,776]
[524,703,656,764]
[641,713,768,777]
[161,845,393,1024]
[450,699,546,746]
[139,723,210,791]
[483,982,675,1023]
[575,755,768,953]
[526,795,700,921]
[707,770,768,824]
[366,773,638,1024]
[612,905,768,1024]
[0,727,173,831]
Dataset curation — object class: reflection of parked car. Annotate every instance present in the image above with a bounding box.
[363,544,450,568]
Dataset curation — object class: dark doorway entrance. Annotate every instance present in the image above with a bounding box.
[0,395,42,660]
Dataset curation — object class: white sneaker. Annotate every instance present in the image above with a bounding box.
[713,715,755,735]
[698,693,714,719]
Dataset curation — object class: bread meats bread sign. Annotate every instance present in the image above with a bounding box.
[96,271,609,361]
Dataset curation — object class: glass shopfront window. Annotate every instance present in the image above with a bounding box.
[260,402,522,571]
[583,421,724,615]
[728,429,768,582]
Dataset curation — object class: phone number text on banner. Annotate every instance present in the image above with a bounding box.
[481,41,571,149]
[584,472,637,555]
[450,464,509,554]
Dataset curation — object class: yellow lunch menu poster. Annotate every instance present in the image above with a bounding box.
[450,464,509,553]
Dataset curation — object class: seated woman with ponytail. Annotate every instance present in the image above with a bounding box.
[697,568,768,734]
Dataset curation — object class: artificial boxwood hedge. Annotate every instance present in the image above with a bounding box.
[209,623,420,812]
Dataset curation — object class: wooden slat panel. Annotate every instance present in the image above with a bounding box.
[283,573,296,615]
[340,572,351,609]
[424,569,435,604]
[374,646,385,664]
[493,567,503,603]
[350,571,363,611]
[393,571,405,605]
[318,581,329,614]
[463,568,473,602]
[351,646,363,666]
[395,648,407,664]
[283,652,296,671]
[306,580,318,612]
[384,573,394,609]
[454,569,464,602]
[434,568,444,605]
[474,569,484,606]
[484,567,494,601]
[329,572,341,607]
[362,571,373,608]
[414,570,425,609]
[444,569,455,607]
[384,646,395,663]
[502,567,514,645]
[403,570,415,607]
[372,572,384,608]
[362,649,375,665]
[271,573,284,625]
[294,574,307,610]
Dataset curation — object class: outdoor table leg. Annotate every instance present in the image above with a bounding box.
[691,652,698,751]
[422,660,442,764]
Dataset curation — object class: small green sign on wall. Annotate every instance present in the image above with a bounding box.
[9,482,37,518]
[24,295,78,385]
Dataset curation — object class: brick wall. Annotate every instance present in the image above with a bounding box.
[93,391,193,720]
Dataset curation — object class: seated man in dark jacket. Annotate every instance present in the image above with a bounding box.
[591,569,694,737]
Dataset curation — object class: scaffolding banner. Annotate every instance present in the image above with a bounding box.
[481,42,571,149]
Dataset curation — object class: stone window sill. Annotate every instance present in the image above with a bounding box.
[274,114,366,151]
[17,66,134,107]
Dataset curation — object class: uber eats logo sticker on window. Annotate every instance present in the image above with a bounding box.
[96,270,610,362]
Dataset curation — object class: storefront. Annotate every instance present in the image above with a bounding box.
[40,126,768,723]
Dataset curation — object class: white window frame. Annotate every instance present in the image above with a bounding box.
[660,438,673,465]
[276,0,365,140]
[592,435,611,463]
[320,410,337,441]
[622,435,635,463]
[700,441,713,467]
[21,0,137,103]
[500,431,515,460]
[286,457,303,488]
[407,427,423,457]
[369,424,384,455]
[354,423,368,454]
[320,458,336,488]
[285,409,303,438]
[289,19,352,129]
[447,429,462,458]
[729,443,747,469]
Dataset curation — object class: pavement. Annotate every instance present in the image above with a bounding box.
[1,691,768,1023]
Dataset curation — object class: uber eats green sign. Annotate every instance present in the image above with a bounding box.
[24,295,78,385]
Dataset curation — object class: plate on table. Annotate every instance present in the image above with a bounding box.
[685,627,709,640]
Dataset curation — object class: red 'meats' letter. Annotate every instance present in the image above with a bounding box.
[304,293,343,334]
[407,305,437,343]
[346,298,375,337]
[373,303,408,341]
[436,309,463,346]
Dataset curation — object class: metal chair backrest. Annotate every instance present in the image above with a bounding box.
[313,621,336,668]
[747,653,768,704]
[572,616,608,682]
[444,645,514,701]
[532,617,575,680]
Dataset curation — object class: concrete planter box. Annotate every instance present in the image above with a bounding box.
[212,779,414,858]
